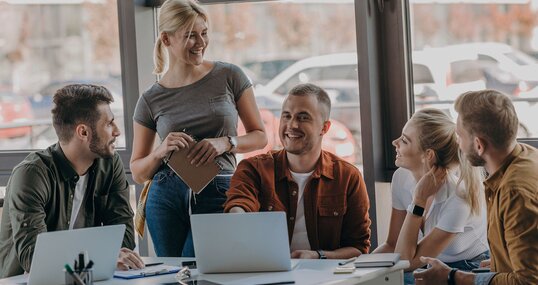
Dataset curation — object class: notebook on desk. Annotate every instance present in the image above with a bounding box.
[354,253,400,268]
[28,224,125,285]
[191,212,292,274]
[167,140,221,194]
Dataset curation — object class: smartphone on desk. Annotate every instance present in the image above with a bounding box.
[181,260,197,269]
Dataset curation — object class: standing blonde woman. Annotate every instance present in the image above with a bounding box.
[130,0,267,257]
[373,108,489,285]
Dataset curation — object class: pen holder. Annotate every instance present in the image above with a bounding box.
[64,268,93,285]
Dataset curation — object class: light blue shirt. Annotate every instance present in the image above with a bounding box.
[475,272,496,285]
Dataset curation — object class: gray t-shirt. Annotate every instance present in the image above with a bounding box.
[134,61,252,172]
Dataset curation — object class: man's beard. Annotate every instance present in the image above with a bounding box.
[466,147,485,167]
[89,127,113,159]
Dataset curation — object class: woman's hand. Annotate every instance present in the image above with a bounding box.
[187,137,229,167]
[155,132,194,160]
[414,166,447,206]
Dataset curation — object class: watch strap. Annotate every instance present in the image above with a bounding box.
[227,136,237,152]
[448,268,458,285]
[316,250,327,259]
[408,203,425,217]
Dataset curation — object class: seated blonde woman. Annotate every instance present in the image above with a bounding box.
[373,108,489,285]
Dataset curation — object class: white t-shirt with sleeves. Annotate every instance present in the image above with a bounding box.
[391,168,489,263]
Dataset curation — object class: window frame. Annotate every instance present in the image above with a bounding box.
[3,0,537,252]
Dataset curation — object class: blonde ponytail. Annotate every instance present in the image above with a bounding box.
[457,150,484,216]
[411,108,483,215]
[153,37,166,75]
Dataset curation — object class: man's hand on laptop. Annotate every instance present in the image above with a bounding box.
[291,250,319,259]
[229,206,246,213]
[116,248,145,271]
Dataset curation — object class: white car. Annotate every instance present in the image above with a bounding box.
[252,53,361,163]
[437,42,538,82]
[254,53,360,128]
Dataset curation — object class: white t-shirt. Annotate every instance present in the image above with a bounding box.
[391,168,489,263]
[69,174,88,230]
[289,170,314,252]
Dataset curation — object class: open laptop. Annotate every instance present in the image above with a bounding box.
[28,224,125,285]
[191,212,292,274]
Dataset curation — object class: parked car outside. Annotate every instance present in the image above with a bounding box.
[0,91,33,139]
[244,57,300,85]
[412,46,537,137]
[439,42,538,83]
[413,43,538,101]
[253,53,361,163]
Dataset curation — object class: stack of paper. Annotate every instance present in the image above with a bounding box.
[354,253,400,268]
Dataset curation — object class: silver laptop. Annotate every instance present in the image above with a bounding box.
[191,212,292,274]
[28,224,125,285]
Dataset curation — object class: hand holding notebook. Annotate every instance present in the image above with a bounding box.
[166,140,221,194]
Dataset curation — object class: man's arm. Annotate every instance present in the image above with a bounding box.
[223,159,263,213]
[340,169,371,254]
[7,164,50,272]
[291,247,360,259]
[489,188,538,285]
[100,154,135,249]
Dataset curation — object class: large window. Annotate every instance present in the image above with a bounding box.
[410,1,538,138]
[0,0,125,151]
[202,1,363,166]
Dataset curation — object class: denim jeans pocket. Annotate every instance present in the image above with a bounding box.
[153,170,167,183]
[213,175,231,197]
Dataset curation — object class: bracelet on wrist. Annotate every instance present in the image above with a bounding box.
[447,268,458,285]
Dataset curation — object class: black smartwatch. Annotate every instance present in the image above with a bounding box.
[316,250,327,259]
[448,268,458,285]
[409,203,425,217]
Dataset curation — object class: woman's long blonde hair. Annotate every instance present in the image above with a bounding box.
[153,0,208,75]
[410,108,483,215]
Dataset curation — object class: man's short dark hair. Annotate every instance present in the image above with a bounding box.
[52,84,114,143]
[288,83,331,120]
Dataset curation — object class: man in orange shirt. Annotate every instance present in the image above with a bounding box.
[224,83,371,259]
[415,90,538,285]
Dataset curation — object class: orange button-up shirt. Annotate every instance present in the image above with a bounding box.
[484,143,538,285]
[224,150,371,254]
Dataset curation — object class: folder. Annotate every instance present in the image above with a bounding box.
[113,264,181,279]
[353,253,400,268]
[166,140,222,194]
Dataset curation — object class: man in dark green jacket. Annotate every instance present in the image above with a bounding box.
[0,84,144,278]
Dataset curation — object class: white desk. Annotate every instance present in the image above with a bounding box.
[0,258,409,285]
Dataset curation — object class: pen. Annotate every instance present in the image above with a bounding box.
[79,260,94,280]
[338,256,357,266]
[64,264,85,285]
[144,262,164,267]
[78,252,85,272]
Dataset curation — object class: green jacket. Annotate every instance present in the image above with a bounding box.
[0,143,135,278]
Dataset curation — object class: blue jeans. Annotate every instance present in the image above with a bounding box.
[404,251,490,285]
[145,166,231,257]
